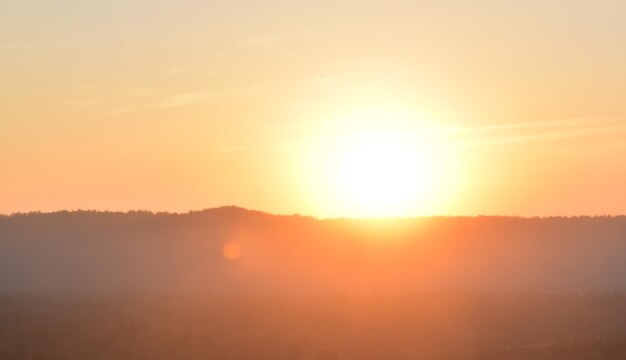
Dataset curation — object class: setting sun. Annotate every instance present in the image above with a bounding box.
[331,133,432,217]
[298,107,462,218]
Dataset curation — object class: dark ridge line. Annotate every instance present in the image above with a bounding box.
[1,206,625,220]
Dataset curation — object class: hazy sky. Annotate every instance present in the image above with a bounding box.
[1,0,625,217]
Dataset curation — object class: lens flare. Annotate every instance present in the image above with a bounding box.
[222,241,242,260]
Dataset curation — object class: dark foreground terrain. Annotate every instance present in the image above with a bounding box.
[2,293,626,359]
[1,208,626,359]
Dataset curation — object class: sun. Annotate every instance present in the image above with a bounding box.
[297,106,461,218]
[329,132,435,217]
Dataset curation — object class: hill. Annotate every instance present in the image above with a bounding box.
[3,208,626,359]
[1,207,625,294]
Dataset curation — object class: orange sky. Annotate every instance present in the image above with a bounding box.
[1,0,625,217]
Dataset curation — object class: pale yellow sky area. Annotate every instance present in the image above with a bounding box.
[1,0,625,216]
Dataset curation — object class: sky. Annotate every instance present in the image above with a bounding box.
[1,0,625,217]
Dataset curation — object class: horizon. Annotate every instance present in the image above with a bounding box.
[2,204,625,219]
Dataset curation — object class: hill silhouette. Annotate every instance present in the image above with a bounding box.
[1,207,625,294]
[3,208,626,359]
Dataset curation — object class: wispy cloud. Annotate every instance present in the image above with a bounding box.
[154,92,227,108]
[164,65,194,75]
[109,108,131,115]
[120,22,155,34]
[308,71,382,87]
[216,146,251,153]
[443,118,605,134]
[310,76,335,84]
[119,88,153,97]
[428,117,626,147]
[153,86,258,108]
[242,34,285,47]
[65,99,101,107]
[0,41,66,52]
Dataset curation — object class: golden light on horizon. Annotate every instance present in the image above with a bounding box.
[332,133,430,217]
[299,106,463,218]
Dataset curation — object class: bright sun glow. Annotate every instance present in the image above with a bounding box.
[332,133,432,217]
[301,106,461,218]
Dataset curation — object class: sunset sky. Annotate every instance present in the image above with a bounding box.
[1,0,625,217]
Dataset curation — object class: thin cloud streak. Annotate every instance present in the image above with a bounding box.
[164,65,194,75]
[0,41,67,52]
[213,118,626,155]
[417,117,625,146]
[430,117,620,135]
[242,34,285,47]
[153,86,258,108]
[154,92,225,108]
[216,146,252,153]
[461,122,626,147]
